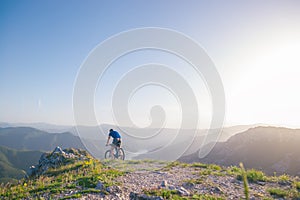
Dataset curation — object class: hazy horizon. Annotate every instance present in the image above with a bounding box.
[2,121,300,130]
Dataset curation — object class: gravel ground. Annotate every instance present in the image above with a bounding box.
[77,161,294,200]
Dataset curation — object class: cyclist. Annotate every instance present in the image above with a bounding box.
[106,129,121,157]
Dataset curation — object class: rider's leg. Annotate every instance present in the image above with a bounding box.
[115,147,119,158]
[110,145,115,159]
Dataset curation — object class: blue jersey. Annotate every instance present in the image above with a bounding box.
[109,130,121,139]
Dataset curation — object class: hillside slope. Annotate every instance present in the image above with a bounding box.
[180,126,300,175]
[0,145,43,183]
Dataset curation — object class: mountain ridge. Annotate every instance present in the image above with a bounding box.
[180,126,300,175]
[0,127,85,151]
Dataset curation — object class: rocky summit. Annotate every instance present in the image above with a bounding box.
[28,146,89,177]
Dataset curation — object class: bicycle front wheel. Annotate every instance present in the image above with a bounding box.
[104,150,112,159]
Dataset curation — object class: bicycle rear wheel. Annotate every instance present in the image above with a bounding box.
[116,148,125,160]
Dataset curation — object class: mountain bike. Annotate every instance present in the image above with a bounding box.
[104,144,125,160]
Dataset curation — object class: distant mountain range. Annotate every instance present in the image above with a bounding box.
[0,127,85,151]
[0,122,271,160]
[180,126,300,176]
[0,122,73,133]
[0,145,43,183]
[1,123,300,176]
[68,124,265,160]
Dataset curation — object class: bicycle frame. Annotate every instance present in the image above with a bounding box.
[105,144,125,160]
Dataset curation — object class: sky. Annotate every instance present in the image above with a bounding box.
[1,0,300,128]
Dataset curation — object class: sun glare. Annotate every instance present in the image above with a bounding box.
[228,38,300,126]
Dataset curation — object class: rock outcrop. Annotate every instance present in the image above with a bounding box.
[28,146,89,177]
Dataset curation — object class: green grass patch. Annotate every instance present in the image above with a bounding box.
[275,174,292,184]
[294,181,300,190]
[29,182,62,193]
[163,161,183,170]
[192,194,225,200]
[199,165,224,177]
[226,166,242,176]
[97,169,124,187]
[77,176,98,188]
[190,163,208,168]
[268,188,288,198]
[199,169,212,176]
[208,164,222,171]
[237,168,266,183]
[46,162,84,176]
[80,188,103,194]
[184,178,203,184]
[268,187,300,199]
[278,174,290,181]
[61,193,82,199]
[0,156,125,199]
[144,189,186,199]
[49,187,65,194]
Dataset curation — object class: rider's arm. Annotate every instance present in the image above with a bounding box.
[106,136,111,146]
